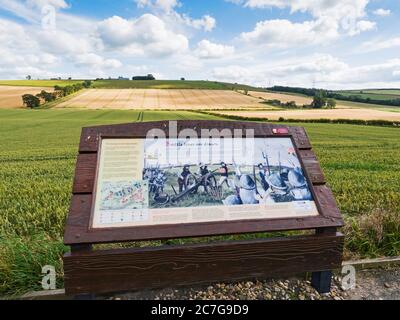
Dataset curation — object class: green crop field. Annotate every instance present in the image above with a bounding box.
[361,89,400,96]
[0,80,85,87]
[336,90,400,101]
[0,79,264,92]
[91,79,263,91]
[0,109,399,296]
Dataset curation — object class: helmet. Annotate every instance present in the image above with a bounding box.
[288,167,307,188]
[223,195,242,206]
[238,174,256,190]
[266,173,287,191]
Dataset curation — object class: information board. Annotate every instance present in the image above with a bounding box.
[92,137,318,229]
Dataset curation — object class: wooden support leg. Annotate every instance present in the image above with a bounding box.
[311,271,333,294]
[311,227,337,294]
[70,244,96,300]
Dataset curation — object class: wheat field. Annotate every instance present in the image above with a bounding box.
[55,89,265,110]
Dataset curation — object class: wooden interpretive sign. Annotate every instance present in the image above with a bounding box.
[63,120,344,297]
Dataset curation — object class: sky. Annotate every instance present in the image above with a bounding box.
[0,0,399,89]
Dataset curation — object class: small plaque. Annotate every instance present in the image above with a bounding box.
[92,137,318,229]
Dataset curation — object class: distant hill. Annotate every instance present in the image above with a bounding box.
[268,86,400,107]
[0,79,265,91]
[91,79,264,91]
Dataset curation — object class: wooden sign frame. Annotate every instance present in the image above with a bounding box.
[63,120,344,297]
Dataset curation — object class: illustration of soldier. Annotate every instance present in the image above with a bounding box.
[223,164,258,206]
[218,162,231,188]
[198,163,210,192]
[288,167,312,201]
[178,165,192,193]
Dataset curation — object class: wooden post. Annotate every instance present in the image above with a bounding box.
[311,227,338,294]
[70,245,96,300]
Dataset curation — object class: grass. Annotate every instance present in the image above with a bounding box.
[91,79,263,91]
[0,109,399,295]
[337,89,400,101]
[0,79,264,92]
[0,80,85,87]
[360,89,400,96]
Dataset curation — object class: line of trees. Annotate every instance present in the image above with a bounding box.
[22,81,92,108]
[268,86,400,107]
[265,91,336,109]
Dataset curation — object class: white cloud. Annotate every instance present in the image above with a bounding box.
[135,0,216,32]
[233,0,376,47]
[74,53,122,69]
[135,0,179,13]
[195,40,234,59]
[26,0,69,9]
[211,54,400,89]
[361,37,400,53]
[212,65,253,82]
[97,14,189,57]
[182,14,216,32]
[373,8,391,17]
[241,19,339,47]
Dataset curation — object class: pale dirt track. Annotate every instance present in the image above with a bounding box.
[55,89,264,110]
[0,86,52,108]
[216,109,400,121]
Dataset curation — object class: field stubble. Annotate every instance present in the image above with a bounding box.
[55,89,264,110]
[0,86,53,109]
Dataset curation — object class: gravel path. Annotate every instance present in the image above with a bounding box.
[106,268,400,301]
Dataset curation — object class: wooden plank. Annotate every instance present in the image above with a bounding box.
[313,185,343,221]
[299,150,326,185]
[64,194,92,243]
[72,153,98,194]
[79,121,300,152]
[64,195,342,245]
[288,126,312,150]
[64,233,344,295]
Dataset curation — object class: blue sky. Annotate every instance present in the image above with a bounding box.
[0,0,399,89]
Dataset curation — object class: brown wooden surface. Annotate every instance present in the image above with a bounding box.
[64,120,344,245]
[65,193,342,244]
[299,150,325,185]
[64,232,344,295]
[78,121,311,153]
[72,153,98,194]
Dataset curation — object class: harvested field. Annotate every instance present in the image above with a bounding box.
[248,91,313,106]
[0,86,52,108]
[215,108,400,121]
[248,91,391,110]
[55,89,264,110]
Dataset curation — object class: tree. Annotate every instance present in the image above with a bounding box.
[311,90,327,108]
[326,98,337,109]
[22,94,41,108]
[36,90,56,103]
[26,75,32,80]
[83,80,92,88]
